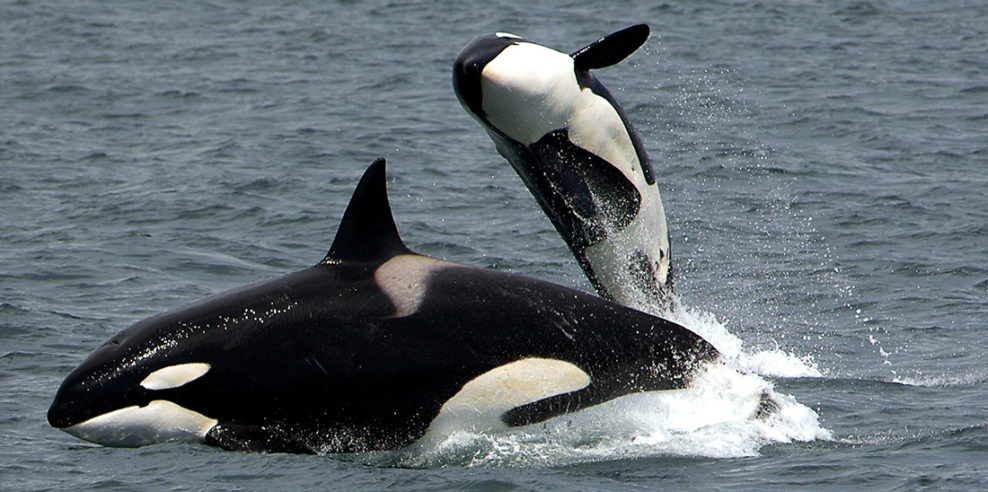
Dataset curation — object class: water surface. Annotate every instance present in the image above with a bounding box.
[3,0,987,490]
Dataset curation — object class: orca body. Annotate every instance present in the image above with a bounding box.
[48,159,718,454]
[453,25,673,312]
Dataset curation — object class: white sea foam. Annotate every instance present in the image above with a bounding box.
[666,304,824,379]
[391,304,831,468]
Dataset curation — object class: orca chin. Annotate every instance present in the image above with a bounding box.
[60,401,217,448]
[49,159,718,454]
[453,25,674,313]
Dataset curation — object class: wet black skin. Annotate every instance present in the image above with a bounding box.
[48,159,717,453]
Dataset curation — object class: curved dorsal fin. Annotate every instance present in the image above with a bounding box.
[570,24,650,72]
[322,158,411,264]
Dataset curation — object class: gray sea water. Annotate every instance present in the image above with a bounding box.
[3,0,987,490]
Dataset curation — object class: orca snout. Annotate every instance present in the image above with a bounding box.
[47,388,81,429]
[47,364,144,430]
[452,45,489,118]
[47,332,161,431]
[452,33,518,119]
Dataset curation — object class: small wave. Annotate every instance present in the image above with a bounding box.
[838,423,988,451]
[892,373,988,388]
[959,85,988,95]
[45,84,90,94]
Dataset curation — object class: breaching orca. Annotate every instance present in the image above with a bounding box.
[47,159,717,454]
[453,25,672,312]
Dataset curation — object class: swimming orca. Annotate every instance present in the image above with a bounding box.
[47,159,717,454]
[453,25,672,312]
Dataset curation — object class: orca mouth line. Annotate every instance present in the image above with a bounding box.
[48,385,157,430]
[49,399,146,430]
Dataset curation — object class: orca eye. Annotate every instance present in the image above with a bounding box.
[140,363,211,390]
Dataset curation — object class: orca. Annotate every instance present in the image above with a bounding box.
[48,159,718,454]
[453,25,673,312]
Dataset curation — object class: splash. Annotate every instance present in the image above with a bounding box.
[667,304,824,379]
[371,304,831,468]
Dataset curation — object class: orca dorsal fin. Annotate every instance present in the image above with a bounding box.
[570,24,650,72]
[322,158,412,265]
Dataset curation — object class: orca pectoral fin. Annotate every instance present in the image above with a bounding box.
[571,24,650,72]
[500,385,599,427]
[204,423,314,454]
[754,390,781,420]
[529,129,642,238]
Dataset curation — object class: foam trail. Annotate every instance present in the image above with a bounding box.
[893,373,988,388]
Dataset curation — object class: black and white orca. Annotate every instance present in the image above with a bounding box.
[47,159,718,454]
[453,25,672,312]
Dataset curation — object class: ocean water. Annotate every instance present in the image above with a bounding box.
[2,0,987,490]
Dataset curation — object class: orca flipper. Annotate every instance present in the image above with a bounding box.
[323,158,412,265]
[500,385,599,427]
[571,24,650,72]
